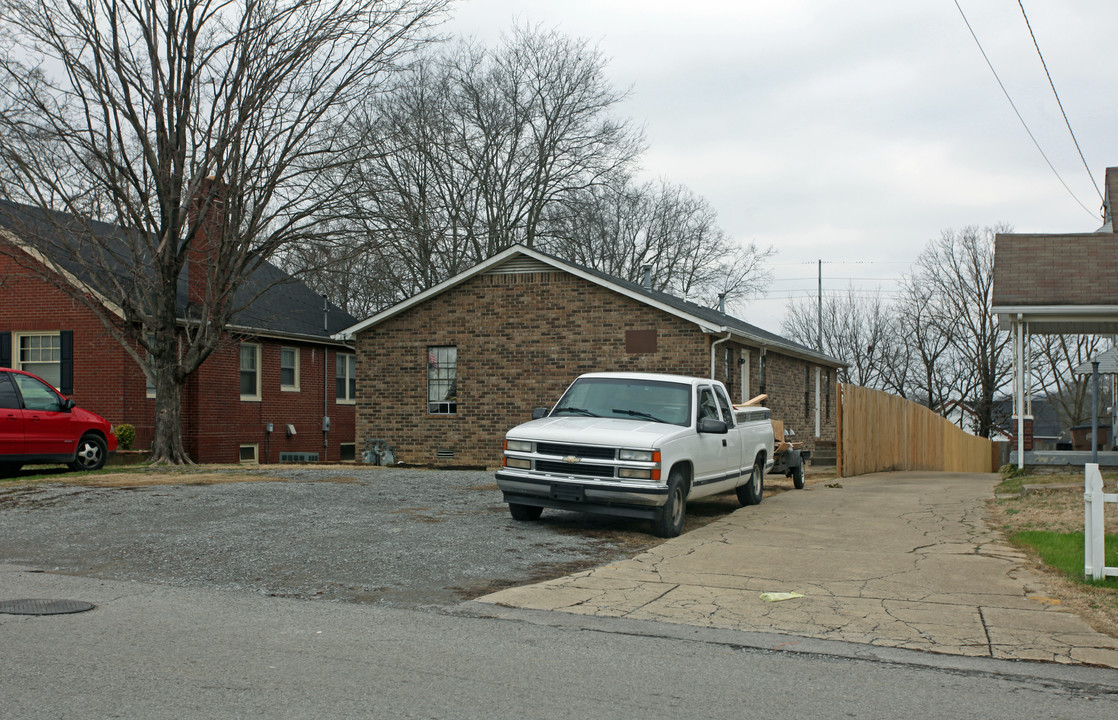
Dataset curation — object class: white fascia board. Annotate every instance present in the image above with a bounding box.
[994,305,1118,316]
[994,305,1118,331]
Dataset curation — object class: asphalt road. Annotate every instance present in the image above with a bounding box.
[3,466,1117,718]
[0,466,658,608]
[2,565,1116,719]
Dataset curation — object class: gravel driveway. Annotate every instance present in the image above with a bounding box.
[0,466,659,609]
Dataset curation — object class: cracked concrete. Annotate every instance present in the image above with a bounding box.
[478,471,1118,668]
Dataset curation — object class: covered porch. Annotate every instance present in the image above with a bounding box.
[992,167,1118,468]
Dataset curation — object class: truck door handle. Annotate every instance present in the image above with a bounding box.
[722,439,727,447]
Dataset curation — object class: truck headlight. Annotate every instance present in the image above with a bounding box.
[504,457,531,470]
[618,448,654,462]
[618,467,652,479]
[505,439,533,453]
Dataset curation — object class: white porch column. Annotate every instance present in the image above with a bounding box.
[814,366,821,437]
[1015,317,1025,469]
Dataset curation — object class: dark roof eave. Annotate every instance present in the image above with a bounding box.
[702,325,847,368]
[183,318,353,348]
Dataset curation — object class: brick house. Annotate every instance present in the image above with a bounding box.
[0,199,358,464]
[342,245,844,467]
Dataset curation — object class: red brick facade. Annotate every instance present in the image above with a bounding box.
[0,247,355,464]
[354,266,838,468]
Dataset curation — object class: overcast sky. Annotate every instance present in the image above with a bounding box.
[445,0,1118,334]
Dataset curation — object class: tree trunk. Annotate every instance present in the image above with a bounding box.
[150,352,192,465]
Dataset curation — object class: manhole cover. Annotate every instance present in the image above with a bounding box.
[0,599,95,615]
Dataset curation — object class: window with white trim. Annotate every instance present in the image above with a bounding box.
[239,444,259,464]
[240,343,261,401]
[427,346,457,414]
[336,353,356,403]
[280,347,300,391]
[17,333,61,388]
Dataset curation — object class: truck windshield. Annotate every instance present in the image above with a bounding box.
[552,377,691,426]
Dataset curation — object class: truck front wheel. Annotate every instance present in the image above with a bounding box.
[508,503,543,521]
[651,469,686,538]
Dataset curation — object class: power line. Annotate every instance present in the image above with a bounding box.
[769,276,905,283]
[1016,0,1103,204]
[952,0,1098,221]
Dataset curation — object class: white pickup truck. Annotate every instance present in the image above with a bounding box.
[495,372,775,537]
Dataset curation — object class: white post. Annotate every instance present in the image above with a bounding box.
[1016,319,1025,469]
[814,366,821,438]
[1085,463,1105,580]
[740,349,751,404]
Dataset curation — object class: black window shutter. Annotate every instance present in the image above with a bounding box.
[60,330,74,395]
[0,332,9,368]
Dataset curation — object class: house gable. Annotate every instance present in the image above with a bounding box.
[0,200,358,464]
[354,261,839,467]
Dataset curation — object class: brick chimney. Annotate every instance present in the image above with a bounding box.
[187,177,226,307]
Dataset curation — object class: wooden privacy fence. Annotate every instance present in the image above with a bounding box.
[837,384,994,477]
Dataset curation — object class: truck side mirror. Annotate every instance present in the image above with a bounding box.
[531,407,549,420]
[698,417,728,434]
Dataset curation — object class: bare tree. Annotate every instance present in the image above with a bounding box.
[0,0,446,463]
[912,225,1012,438]
[890,272,956,410]
[782,285,892,387]
[1032,334,1110,431]
[285,24,644,311]
[543,178,773,307]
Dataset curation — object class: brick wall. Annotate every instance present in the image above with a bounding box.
[1,246,355,464]
[708,341,837,451]
[183,339,355,464]
[355,269,839,467]
[0,250,132,419]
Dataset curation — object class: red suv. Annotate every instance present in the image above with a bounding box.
[0,367,117,477]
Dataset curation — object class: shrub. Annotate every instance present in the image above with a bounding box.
[114,423,136,450]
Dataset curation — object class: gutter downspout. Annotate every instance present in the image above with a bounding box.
[710,331,732,380]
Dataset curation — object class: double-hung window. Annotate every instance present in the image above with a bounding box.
[336,353,356,403]
[427,346,457,414]
[18,333,61,388]
[240,343,261,401]
[280,347,300,391]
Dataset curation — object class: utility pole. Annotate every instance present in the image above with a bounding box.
[817,259,823,352]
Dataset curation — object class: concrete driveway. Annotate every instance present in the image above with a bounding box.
[476,471,1118,668]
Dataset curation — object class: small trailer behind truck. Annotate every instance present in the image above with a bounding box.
[496,372,775,537]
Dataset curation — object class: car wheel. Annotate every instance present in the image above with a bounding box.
[651,468,686,538]
[69,434,107,472]
[508,503,543,521]
[737,458,764,506]
[792,463,805,490]
[0,462,22,479]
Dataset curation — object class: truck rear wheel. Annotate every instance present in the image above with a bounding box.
[737,459,764,506]
[651,469,686,538]
[508,503,543,521]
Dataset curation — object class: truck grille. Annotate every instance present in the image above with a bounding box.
[535,460,616,478]
[535,442,616,460]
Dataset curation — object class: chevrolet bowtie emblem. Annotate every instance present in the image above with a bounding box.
[563,456,580,463]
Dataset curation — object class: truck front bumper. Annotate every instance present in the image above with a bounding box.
[495,471,669,521]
